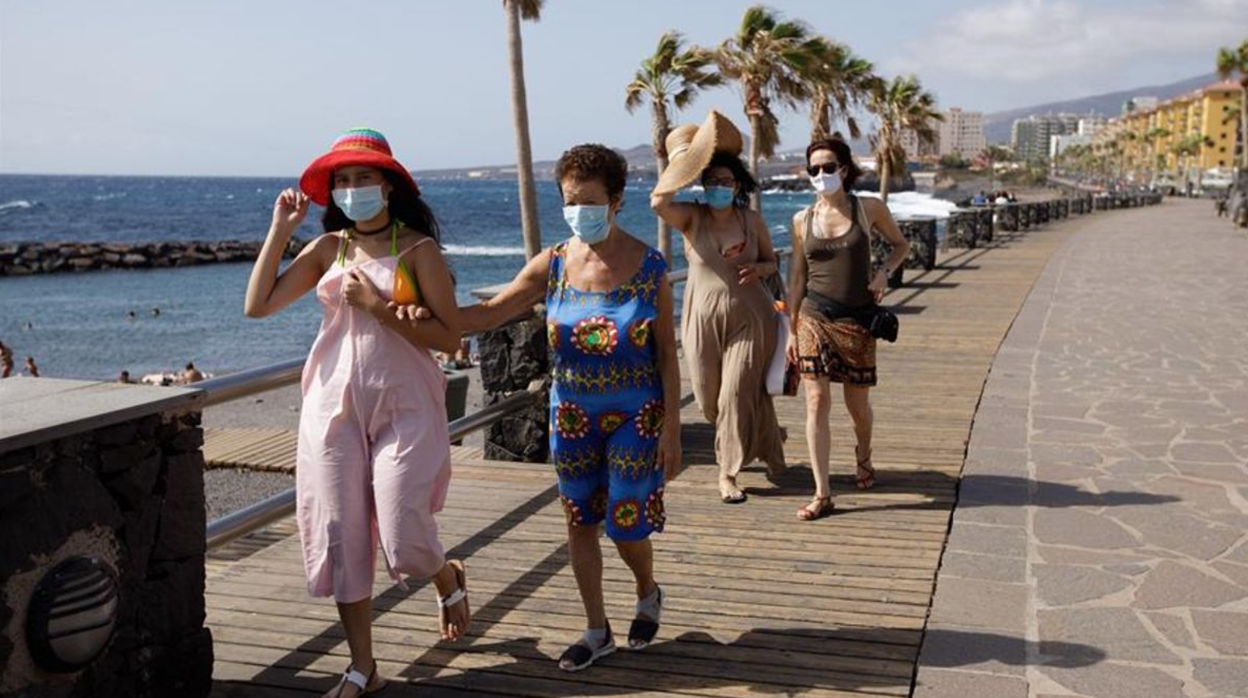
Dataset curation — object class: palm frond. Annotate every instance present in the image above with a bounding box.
[508,0,543,21]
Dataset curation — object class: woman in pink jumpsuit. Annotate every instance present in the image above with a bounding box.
[245,128,469,698]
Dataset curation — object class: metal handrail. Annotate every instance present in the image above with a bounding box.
[197,358,305,407]
[205,383,543,550]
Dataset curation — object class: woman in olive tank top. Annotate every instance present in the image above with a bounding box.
[787,139,911,521]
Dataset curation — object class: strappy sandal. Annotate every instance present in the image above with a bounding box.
[628,585,663,650]
[330,660,385,697]
[558,625,616,672]
[797,495,834,521]
[437,560,470,641]
[855,447,876,490]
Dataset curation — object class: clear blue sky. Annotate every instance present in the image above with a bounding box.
[2,0,1244,176]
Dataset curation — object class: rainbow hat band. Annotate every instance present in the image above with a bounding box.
[299,127,420,206]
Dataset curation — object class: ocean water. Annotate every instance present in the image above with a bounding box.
[0,174,952,380]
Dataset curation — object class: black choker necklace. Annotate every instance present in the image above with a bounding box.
[353,220,392,236]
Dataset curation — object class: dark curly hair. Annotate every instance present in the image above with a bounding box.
[555,144,628,202]
[806,138,863,191]
[700,151,758,209]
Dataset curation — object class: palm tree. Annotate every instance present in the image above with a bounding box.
[715,5,829,210]
[1216,38,1248,170]
[625,31,722,260]
[503,0,543,259]
[1172,133,1215,191]
[866,75,942,203]
[806,39,875,141]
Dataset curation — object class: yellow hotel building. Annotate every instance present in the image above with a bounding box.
[1117,80,1242,176]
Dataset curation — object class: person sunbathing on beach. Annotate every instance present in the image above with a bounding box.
[0,341,13,378]
[24,356,40,378]
[180,362,205,384]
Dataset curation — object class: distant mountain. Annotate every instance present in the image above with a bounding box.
[983,73,1220,144]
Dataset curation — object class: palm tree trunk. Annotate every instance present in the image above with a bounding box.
[810,94,830,142]
[651,101,672,260]
[879,147,892,204]
[749,112,763,212]
[506,0,542,260]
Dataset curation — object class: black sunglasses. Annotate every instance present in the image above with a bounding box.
[807,163,843,177]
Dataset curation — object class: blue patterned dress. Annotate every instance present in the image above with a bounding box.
[546,241,668,541]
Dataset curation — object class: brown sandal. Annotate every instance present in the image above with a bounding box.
[855,447,876,490]
[797,495,834,521]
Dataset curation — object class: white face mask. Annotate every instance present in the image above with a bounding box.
[811,171,843,195]
[332,185,387,222]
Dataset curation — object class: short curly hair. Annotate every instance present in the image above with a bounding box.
[555,144,628,202]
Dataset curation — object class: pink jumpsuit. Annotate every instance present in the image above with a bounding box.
[296,237,451,603]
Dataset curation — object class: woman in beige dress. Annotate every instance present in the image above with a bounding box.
[651,111,786,503]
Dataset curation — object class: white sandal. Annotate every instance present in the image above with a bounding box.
[331,660,384,697]
[437,560,470,640]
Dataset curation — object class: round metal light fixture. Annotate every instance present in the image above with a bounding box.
[25,556,119,672]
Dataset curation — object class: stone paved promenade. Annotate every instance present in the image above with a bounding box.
[916,198,1248,698]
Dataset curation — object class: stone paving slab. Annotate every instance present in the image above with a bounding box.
[915,200,1248,698]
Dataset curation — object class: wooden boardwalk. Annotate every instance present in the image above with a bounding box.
[207,218,1078,698]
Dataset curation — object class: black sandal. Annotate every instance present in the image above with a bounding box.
[628,585,663,649]
[558,626,616,672]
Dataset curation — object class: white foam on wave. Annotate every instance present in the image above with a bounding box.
[866,191,959,220]
[0,200,35,212]
[443,244,526,257]
[92,193,127,202]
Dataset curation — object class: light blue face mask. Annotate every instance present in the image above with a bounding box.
[563,204,611,245]
[705,186,736,210]
[332,185,387,222]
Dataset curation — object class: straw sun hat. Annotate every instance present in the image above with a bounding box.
[299,127,421,206]
[653,110,745,195]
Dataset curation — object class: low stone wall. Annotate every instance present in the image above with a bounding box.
[0,383,210,698]
[0,239,303,277]
[477,314,550,463]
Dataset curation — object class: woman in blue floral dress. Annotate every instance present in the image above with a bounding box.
[458,144,681,672]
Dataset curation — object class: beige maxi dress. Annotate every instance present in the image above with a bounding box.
[681,206,786,478]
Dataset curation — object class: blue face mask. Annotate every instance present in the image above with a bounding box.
[332,185,387,222]
[705,186,736,210]
[563,204,611,245]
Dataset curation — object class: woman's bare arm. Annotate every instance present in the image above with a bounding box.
[459,249,553,334]
[650,190,699,236]
[374,242,462,353]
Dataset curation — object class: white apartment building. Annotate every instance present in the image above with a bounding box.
[937,108,986,157]
[897,107,986,161]
[1078,115,1107,137]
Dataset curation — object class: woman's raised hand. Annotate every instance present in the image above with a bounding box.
[271,188,310,234]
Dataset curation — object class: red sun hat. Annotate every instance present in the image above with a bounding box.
[299,127,421,206]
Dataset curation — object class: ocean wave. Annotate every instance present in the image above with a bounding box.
[0,199,37,213]
[92,193,128,201]
[443,244,526,257]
